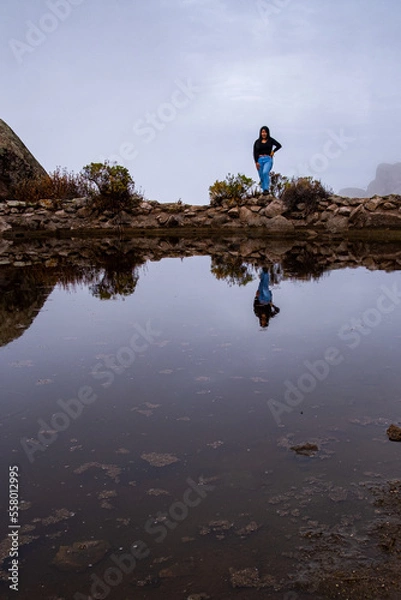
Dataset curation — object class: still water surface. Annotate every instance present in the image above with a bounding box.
[1,238,401,599]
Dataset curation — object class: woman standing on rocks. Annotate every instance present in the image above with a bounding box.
[253,126,282,195]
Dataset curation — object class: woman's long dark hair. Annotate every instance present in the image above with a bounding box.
[259,125,270,139]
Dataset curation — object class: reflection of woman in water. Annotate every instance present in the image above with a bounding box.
[253,267,280,328]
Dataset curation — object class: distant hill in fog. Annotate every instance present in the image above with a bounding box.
[339,162,401,198]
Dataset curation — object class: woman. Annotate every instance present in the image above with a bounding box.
[253,126,282,195]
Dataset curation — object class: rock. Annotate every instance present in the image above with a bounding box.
[290,443,319,456]
[159,559,195,578]
[235,521,261,537]
[260,198,286,218]
[365,197,384,211]
[114,211,132,225]
[166,215,184,228]
[366,162,401,196]
[239,206,264,226]
[132,575,161,588]
[140,452,180,467]
[0,119,47,200]
[367,212,401,228]
[52,540,110,572]
[338,187,367,198]
[264,215,295,233]
[187,594,211,600]
[387,424,401,441]
[337,206,351,216]
[239,206,253,222]
[328,486,348,502]
[139,201,153,213]
[0,216,11,233]
[6,200,26,208]
[199,520,234,536]
[227,207,239,218]
[325,214,349,232]
[209,213,229,227]
[229,567,276,589]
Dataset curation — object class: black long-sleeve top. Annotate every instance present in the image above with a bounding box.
[253,137,282,162]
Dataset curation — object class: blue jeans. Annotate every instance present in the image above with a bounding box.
[258,156,273,191]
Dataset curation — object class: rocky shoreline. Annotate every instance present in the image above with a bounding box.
[1,192,401,239]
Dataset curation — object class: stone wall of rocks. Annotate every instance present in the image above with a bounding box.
[0,193,401,237]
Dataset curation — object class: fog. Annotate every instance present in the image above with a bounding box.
[1,0,400,203]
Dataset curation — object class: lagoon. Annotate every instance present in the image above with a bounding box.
[1,236,401,599]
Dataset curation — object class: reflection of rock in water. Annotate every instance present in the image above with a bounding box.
[0,268,54,347]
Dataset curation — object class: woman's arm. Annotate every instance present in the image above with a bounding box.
[270,138,282,156]
[253,140,259,163]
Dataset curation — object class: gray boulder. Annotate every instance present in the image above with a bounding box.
[367,163,401,197]
[0,119,47,200]
[338,187,367,198]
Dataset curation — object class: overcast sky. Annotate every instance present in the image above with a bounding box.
[1,0,400,204]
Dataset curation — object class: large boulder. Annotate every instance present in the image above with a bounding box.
[259,198,286,218]
[0,119,47,200]
[338,187,367,198]
[264,215,295,233]
[367,163,401,197]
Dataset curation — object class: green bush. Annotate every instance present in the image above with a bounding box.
[209,173,256,206]
[280,176,330,214]
[81,161,142,213]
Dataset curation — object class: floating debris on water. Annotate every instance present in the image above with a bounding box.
[290,442,319,456]
[229,567,276,589]
[52,540,110,572]
[146,488,170,496]
[73,462,122,482]
[140,452,180,467]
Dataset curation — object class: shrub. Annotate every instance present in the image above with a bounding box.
[10,166,87,205]
[209,173,256,206]
[81,161,142,213]
[269,171,289,199]
[280,176,330,214]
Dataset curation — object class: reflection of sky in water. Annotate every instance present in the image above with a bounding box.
[1,257,401,438]
[1,255,401,598]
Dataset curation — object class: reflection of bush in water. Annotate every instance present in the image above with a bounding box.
[281,249,327,281]
[89,267,140,300]
[211,256,255,287]
[55,255,145,300]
